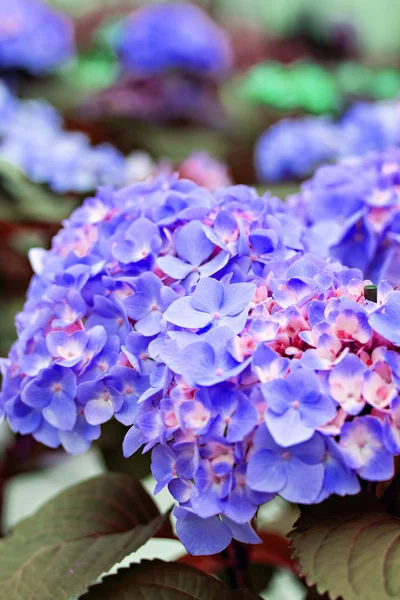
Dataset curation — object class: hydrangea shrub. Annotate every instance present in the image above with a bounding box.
[2,176,400,555]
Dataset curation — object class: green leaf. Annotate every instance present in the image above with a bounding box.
[83,560,263,599]
[0,473,170,600]
[289,493,400,600]
[0,160,76,223]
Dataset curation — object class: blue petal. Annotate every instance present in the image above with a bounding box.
[246,449,287,493]
[123,426,145,457]
[157,256,193,280]
[174,507,232,555]
[191,277,224,313]
[222,517,262,544]
[163,297,212,329]
[369,292,400,344]
[175,220,214,266]
[84,398,114,425]
[280,458,324,503]
[43,395,77,431]
[221,282,256,317]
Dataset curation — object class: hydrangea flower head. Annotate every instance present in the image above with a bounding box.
[118,2,233,79]
[289,148,400,284]
[255,117,337,182]
[256,100,400,183]
[2,175,400,555]
[0,0,74,75]
[0,82,125,194]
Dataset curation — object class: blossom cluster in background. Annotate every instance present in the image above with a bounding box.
[117,2,233,80]
[290,148,400,285]
[0,0,74,75]
[255,100,400,182]
[2,175,400,554]
[0,80,126,194]
[89,2,232,125]
[0,80,232,195]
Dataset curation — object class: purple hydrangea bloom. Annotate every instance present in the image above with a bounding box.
[290,148,400,283]
[3,174,400,556]
[255,117,337,182]
[340,416,394,481]
[0,0,74,75]
[262,368,337,447]
[338,101,400,157]
[118,3,232,80]
[256,100,400,183]
[247,425,326,504]
[0,84,126,194]
[164,278,255,333]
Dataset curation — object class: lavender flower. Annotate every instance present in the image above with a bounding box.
[118,3,232,80]
[2,175,400,556]
[0,0,74,75]
[290,148,400,283]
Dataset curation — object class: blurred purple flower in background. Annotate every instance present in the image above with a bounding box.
[255,117,337,182]
[118,2,232,79]
[91,2,232,125]
[0,0,75,75]
[0,81,125,193]
[255,100,400,182]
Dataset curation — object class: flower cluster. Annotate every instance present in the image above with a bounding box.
[0,0,74,75]
[0,82,125,194]
[2,176,400,556]
[289,147,400,284]
[118,2,232,79]
[256,100,400,182]
[255,117,337,182]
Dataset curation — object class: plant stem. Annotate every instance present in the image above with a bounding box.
[221,541,252,590]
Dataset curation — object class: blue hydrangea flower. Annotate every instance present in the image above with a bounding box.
[340,416,394,481]
[0,83,126,194]
[255,117,337,182]
[0,0,74,75]
[164,278,255,333]
[246,425,326,504]
[338,101,400,157]
[255,100,400,183]
[262,368,337,447]
[2,174,400,556]
[118,2,232,79]
[290,148,400,283]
